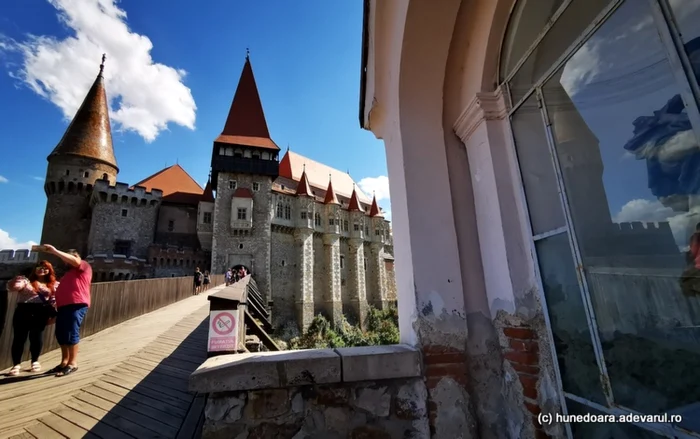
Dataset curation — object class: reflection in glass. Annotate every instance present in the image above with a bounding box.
[668,0,700,85]
[508,0,612,104]
[500,0,565,82]
[543,0,700,422]
[511,95,565,235]
[567,399,666,439]
[535,233,607,404]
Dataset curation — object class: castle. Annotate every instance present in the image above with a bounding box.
[2,54,396,329]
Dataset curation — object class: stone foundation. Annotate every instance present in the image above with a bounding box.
[190,345,426,439]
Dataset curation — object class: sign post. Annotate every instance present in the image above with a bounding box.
[208,311,238,353]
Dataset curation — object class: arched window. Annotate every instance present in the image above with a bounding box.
[501,0,700,432]
[284,204,291,220]
[102,173,108,180]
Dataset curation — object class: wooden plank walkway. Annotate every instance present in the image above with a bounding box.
[0,287,222,439]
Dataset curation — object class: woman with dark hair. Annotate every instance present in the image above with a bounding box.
[5,260,59,375]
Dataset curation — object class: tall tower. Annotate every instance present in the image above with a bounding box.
[210,51,279,299]
[41,55,119,258]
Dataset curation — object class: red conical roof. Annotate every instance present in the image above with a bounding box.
[201,178,215,202]
[215,54,279,150]
[324,177,340,205]
[348,186,364,212]
[295,168,313,197]
[49,55,118,170]
[369,194,383,217]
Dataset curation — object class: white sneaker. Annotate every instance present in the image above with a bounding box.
[31,362,41,372]
[8,365,20,376]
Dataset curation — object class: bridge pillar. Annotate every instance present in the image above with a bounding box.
[347,237,367,327]
[294,228,314,330]
[323,233,343,326]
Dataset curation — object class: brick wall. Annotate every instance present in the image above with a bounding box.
[502,324,550,439]
[422,346,469,436]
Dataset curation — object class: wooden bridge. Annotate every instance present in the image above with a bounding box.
[0,277,227,439]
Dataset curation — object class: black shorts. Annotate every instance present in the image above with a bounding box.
[194,281,202,287]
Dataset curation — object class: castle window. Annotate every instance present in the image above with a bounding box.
[121,209,128,217]
[168,220,174,232]
[344,220,349,231]
[375,228,381,236]
[281,260,286,267]
[301,211,307,220]
[354,223,360,232]
[340,256,345,269]
[65,170,70,176]
[365,225,369,235]
[83,171,89,178]
[203,212,212,224]
[252,152,260,160]
[276,202,283,218]
[253,182,260,191]
[284,204,291,220]
[315,213,322,226]
[237,208,247,220]
[102,173,108,180]
[229,180,237,190]
[225,147,234,156]
[328,218,334,226]
[114,240,131,257]
[364,258,367,271]
[238,243,244,249]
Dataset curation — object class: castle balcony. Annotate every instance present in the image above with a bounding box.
[211,156,278,189]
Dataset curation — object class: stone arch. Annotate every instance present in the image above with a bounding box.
[67,181,75,193]
[111,194,118,202]
[121,195,128,203]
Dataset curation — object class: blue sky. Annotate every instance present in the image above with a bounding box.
[0,0,388,249]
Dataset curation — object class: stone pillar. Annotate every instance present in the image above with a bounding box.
[347,238,367,327]
[294,228,314,330]
[367,242,388,310]
[323,233,343,326]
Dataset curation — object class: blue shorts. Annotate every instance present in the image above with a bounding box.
[55,304,88,346]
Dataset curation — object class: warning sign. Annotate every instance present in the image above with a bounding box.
[208,311,238,352]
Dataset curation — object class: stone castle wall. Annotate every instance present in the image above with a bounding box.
[89,180,162,257]
[212,173,273,299]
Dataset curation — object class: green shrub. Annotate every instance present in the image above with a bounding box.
[290,305,399,350]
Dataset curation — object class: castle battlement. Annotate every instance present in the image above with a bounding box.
[91,180,163,207]
[0,249,39,263]
[87,254,148,263]
[614,221,672,233]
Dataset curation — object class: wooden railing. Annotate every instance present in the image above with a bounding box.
[0,274,225,370]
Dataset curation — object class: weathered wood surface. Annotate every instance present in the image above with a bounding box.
[0,286,220,438]
[0,274,224,370]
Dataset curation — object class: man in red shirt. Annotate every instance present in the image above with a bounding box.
[42,244,92,377]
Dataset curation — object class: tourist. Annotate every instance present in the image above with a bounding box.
[5,260,59,376]
[40,244,92,377]
[193,267,203,294]
[225,268,232,286]
[203,270,211,291]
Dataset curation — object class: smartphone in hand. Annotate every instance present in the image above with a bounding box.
[31,245,46,252]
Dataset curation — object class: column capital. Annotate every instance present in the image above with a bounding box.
[323,233,340,246]
[453,88,508,142]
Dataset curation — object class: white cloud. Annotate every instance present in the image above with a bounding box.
[358,175,392,221]
[614,198,700,250]
[31,176,44,181]
[1,0,196,142]
[358,175,390,201]
[0,175,7,183]
[0,228,37,251]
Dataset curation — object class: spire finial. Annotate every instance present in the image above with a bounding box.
[329,173,332,182]
[287,143,290,151]
[246,48,250,60]
[99,53,106,75]
[303,163,306,173]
